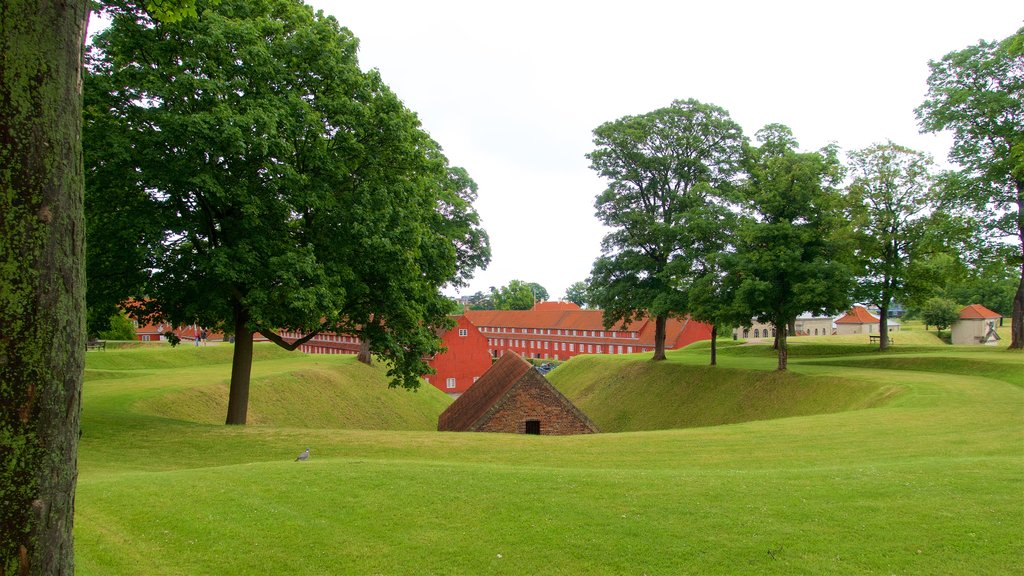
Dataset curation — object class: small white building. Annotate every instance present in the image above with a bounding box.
[794,315,834,336]
[951,304,1001,345]
[835,305,900,335]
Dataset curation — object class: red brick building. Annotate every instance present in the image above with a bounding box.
[464,302,712,361]
[437,351,599,435]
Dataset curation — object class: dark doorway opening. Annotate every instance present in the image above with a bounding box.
[525,420,541,435]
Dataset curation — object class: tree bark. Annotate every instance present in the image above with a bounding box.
[0,2,89,574]
[777,328,789,370]
[226,304,253,425]
[652,314,667,361]
[1012,263,1023,350]
[357,338,372,365]
[709,324,717,366]
[878,304,890,351]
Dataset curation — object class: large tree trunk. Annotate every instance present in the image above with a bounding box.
[226,304,253,425]
[357,338,372,365]
[652,314,667,361]
[878,304,890,351]
[776,329,789,370]
[0,2,89,573]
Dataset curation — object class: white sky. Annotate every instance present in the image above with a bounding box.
[303,1,1020,300]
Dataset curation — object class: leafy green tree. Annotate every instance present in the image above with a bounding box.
[525,282,549,302]
[848,142,937,350]
[916,26,1024,349]
[564,281,590,307]
[98,311,139,341]
[86,0,489,425]
[491,280,536,310]
[687,248,748,366]
[921,296,961,331]
[730,125,855,370]
[587,99,745,360]
[465,290,495,310]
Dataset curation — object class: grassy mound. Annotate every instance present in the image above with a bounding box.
[550,354,900,432]
[84,344,451,432]
[75,341,1024,575]
[138,359,452,429]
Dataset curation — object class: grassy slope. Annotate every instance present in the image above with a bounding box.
[75,340,1024,575]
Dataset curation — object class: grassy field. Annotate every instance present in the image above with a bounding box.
[75,340,1023,575]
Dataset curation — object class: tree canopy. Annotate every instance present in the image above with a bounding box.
[848,142,937,349]
[490,280,538,310]
[729,125,855,370]
[916,26,1024,349]
[85,0,489,424]
[586,99,745,360]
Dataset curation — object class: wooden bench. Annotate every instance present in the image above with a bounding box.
[868,335,893,344]
[86,339,106,351]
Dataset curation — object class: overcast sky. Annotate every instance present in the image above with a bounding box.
[309,1,1018,300]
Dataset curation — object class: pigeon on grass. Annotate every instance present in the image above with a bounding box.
[295,448,310,461]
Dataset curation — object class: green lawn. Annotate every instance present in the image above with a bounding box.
[75,341,1024,575]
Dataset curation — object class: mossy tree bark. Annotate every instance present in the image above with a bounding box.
[0,1,89,574]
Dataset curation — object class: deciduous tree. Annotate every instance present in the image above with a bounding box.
[563,281,590,307]
[85,0,489,425]
[586,99,745,360]
[916,26,1024,349]
[491,280,536,310]
[730,125,855,370]
[848,142,937,350]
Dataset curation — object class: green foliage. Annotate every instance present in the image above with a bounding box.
[847,142,938,315]
[85,0,489,416]
[586,99,745,355]
[465,290,495,310]
[563,280,590,307]
[729,126,855,368]
[917,26,1024,348]
[490,279,536,310]
[920,296,961,330]
[525,282,549,302]
[97,311,137,341]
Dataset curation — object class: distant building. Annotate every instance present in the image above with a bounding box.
[422,314,493,396]
[795,315,834,336]
[951,304,1001,345]
[835,305,900,335]
[437,351,599,435]
[465,302,712,361]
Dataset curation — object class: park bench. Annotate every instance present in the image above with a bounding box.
[86,339,106,351]
[868,335,893,345]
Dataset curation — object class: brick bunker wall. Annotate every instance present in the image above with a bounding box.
[476,377,597,435]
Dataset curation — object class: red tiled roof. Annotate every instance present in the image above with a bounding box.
[959,304,1001,319]
[437,352,533,431]
[464,308,643,331]
[835,306,879,324]
[462,308,705,349]
[533,301,581,311]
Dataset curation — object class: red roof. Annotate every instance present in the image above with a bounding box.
[835,306,879,324]
[959,304,1001,319]
[437,352,534,431]
[533,301,581,311]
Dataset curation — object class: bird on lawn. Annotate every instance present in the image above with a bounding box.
[295,448,310,461]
